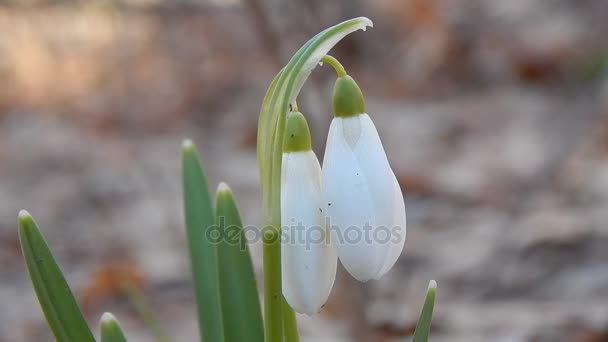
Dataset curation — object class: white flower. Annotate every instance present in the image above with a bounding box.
[322,76,406,282]
[281,111,337,315]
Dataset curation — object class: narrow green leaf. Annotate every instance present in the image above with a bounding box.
[215,183,264,342]
[17,210,95,342]
[181,140,224,342]
[411,280,437,342]
[100,313,128,342]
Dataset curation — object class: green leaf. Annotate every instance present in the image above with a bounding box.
[256,17,373,342]
[17,210,96,342]
[411,280,437,342]
[181,140,224,342]
[215,183,264,342]
[100,313,128,342]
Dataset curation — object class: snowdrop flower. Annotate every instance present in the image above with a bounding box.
[322,74,406,282]
[281,111,337,315]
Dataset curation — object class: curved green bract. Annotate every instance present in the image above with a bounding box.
[256,18,373,342]
[257,17,373,225]
[256,16,373,223]
[17,210,95,342]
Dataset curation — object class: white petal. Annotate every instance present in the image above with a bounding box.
[376,173,407,278]
[281,151,337,314]
[323,117,376,281]
[322,114,406,281]
[351,114,401,279]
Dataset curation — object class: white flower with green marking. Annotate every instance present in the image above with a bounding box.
[281,111,337,315]
[322,73,406,282]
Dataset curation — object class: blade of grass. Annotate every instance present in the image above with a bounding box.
[181,140,224,342]
[100,313,128,342]
[215,183,264,342]
[411,280,437,342]
[17,210,95,342]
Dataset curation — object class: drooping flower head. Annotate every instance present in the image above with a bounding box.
[322,70,406,282]
[281,111,337,314]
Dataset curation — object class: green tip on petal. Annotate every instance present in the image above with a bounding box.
[283,111,312,152]
[332,75,365,118]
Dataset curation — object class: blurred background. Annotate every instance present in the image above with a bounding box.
[2,0,608,341]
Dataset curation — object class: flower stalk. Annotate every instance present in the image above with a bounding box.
[320,55,346,77]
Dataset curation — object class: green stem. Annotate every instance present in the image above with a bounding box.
[282,298,299,342]
[321,55,346,77]
[263,88,289,342]
[263,227,283,342]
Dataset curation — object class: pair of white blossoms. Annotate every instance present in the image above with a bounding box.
[281,74,407,315]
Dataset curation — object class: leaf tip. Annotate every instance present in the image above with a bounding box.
[18,209,31,220]
[100,312,116,324]
[428,280,437,290]
[181,139,195,151]
[217,182,232,194]
[17,210,34,230]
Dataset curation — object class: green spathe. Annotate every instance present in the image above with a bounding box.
[332,75,365,118]
[283,111,312,152]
